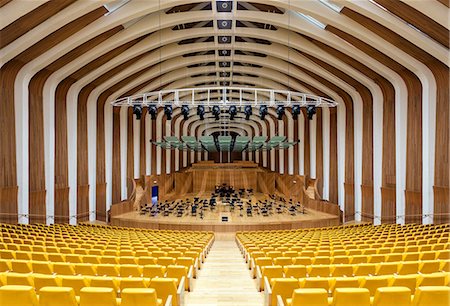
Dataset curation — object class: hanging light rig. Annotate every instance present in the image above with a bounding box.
[117,87,337,121]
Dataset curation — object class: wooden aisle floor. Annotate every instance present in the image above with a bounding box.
[185,238,264,306]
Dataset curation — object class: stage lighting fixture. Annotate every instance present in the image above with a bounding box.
[148,105,157,120]
[292,105,301,120]
[244,105,252,120]
[133,105,142,120]
[276,105,285,120]
[197,105,205,120]
[181,105,190,120]
[212,105,221,120]
[306,105,317,120]
[259,105,268,120]
[228,105,237,120]
[164,105,173,120]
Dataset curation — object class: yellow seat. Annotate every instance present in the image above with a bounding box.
[332,256,350,264]
[15,251,32,260]
[134,250,150,257]
[0,250,16,260]
[150,278,180,306]
[119,264,143,277]
[389,275,417,293]
[119,256,137,265]
[300,277,330,291]
[283,265,307,278]
[119,277,147,291]
[138,256,157,266]
[96,264,120,277]
[82,255,101,264]
[58,275,89,295]
[167,251,183,259]
[0,259,11,272]
[100,256,119,264]
[47,253,65,263]
[287,288,328,306]
[143,264,166,278]
[79,287,118,306]
[420,260,441,274]
[308,265,331,277]
[39,286,77,306]
[6,272,33,286]
[313,256,331,265]
[372,286,411,306]
[260,265,284,291]
[121,288,161,306]
[65,254,83,263]
[351,255,368,264]
[368,255,386,263]
[32,261,53,274]
[11,260,32,273]
[292,257,312,266]
[359,276,391,296]
[330,277,360,292]
[354,264,377,276]
[274,257,293,267]
[398,261,419,275]
[157,257,176,267]
[331,264,354,277]
[33,274,61,291]
[438,250,450,260]
[418,272,447,287]
[331,288,370,306]
[53,263,76,275]
[166,265,190,291]
[90,276,120,294]
[75,263,97,276]
[269,278,299,306]
[412,286,450,306]
[376,262,399,275]
[0,285,38,306]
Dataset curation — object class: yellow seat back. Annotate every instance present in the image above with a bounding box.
[143,264,166,278]
[412,286,450,306]
[332,288,370,306]
[39,286,77,306]
[0,285,38,306]
[290,288,328,306]
[150,278,179,306]
[121,288,159,306]
[270,278,299,306]
[80,287,118,306]
[372,287,411,306]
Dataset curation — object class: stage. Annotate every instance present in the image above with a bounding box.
[110,193,340,232]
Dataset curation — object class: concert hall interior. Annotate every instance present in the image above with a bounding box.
[0,1,449,306]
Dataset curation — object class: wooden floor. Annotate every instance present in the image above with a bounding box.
[185,237,264,306]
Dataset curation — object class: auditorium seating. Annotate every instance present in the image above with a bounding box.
[0,223,213,305]
[237,223,450,306]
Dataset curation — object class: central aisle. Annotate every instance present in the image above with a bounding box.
[185,238,264,306]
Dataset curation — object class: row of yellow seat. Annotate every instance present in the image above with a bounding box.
[272,284,450,306]
[254,260,449,281]
[0,285,168,306]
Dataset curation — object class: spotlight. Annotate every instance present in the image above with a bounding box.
[259,105,268,120]
[197,105,205,120]
[164,105,172,120]
[292,105,301,120]
[148,105,157,120]
[306,105,316,120]
[133,105,142,120]
[276,105,285,120]
[228,105,237,120]
[181,105,189,120]
[244,105,252,120]
[212,105,221,120]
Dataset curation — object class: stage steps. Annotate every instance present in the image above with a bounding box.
[185,238,264,305]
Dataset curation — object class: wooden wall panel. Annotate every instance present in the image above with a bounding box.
[139,110,147,178]
[303,110,310,178]
[54,187,69,223]
[112,108,121,204]
[77,90,90,222]
[293,115,299,175]
[0,187,18,223]
[315,109,323,198]
[329,109,338,205]
[127,109,134,197]
[381,187,396,224]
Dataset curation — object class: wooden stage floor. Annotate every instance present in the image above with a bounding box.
[111,193,340,231]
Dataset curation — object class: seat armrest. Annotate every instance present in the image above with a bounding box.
[264,276,272,306]
[276,295,285,306]
[256,266,263,290]
[178,276,185,305]
[165,295,173,306]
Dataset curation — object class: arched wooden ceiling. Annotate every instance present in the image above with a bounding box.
[0,0,448,224]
